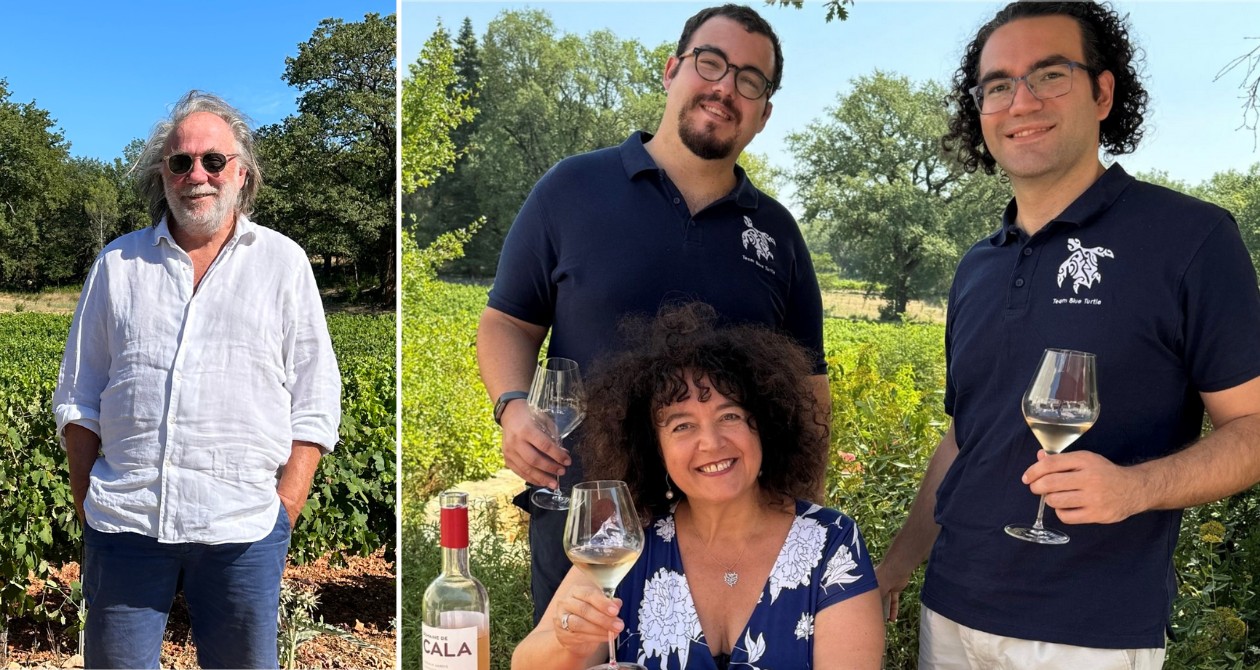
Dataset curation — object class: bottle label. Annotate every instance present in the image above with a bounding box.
[441,505,469,549]
[422,621,482,670]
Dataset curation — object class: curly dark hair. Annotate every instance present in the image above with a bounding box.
[579,303,826,522]
[942,1,1149,175]
[672,4,784,96]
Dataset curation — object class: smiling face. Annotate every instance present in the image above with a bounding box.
[161,111,247,237]
[977,15,1114,186]
[661,16,774,161]
[655,375,763,507]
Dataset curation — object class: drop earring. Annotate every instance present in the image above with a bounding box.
[664,473,675,500]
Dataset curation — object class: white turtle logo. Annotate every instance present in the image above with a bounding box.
[1056,238,1114,294]
[741,216,776,261]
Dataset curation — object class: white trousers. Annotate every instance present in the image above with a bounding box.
[919,605,1166,670]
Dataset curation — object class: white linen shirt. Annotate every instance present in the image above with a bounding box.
[53,214,341,544]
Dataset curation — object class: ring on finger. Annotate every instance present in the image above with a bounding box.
[560,611,571,630]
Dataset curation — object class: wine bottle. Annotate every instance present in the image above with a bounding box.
[422,491,490,670]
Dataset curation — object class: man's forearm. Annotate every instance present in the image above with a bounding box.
[476,308,548,402]
[277,441,323,526]
[880,426,958,579]
[63,423,101,522]
[1135,413,1260,512]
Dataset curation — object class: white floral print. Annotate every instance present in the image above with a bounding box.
[821,545,863,591]
[638,567,702,668]
[795,613,815,640]
[768,517,827,603]
[654,516,676,542]
[621,503,877,669]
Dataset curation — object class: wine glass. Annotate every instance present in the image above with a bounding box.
[1005,348,1099,545]
[529,357,586,510]
[563,480,646,670]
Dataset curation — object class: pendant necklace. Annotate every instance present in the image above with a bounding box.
[682,506,751,587]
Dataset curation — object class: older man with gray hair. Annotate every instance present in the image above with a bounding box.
[53,90,341,669]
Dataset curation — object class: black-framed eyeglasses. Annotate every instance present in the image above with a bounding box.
[678,47,775,101]
[968,61,1094,114]
[165,152,239,175]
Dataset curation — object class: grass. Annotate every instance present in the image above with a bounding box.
[0,285,391,316]
[821,290,946,323]
[0,287,81,314]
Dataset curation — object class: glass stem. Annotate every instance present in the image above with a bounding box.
[604,588,617,669]
[554,434,562,493]
[1032,494,1048,531]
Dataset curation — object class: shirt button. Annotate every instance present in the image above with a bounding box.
[1023,247,1033,256]
[673,197,680,205]
[1015,278,1026,287]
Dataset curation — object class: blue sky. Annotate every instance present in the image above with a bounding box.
[0,1,393,163]
[403,0,1260,191]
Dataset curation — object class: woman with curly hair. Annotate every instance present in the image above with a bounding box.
[513,303,883,670]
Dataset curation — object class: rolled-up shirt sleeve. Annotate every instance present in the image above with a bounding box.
[284,257,341,453]
[53,255,111,444]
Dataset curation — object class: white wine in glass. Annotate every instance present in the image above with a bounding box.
[1005,348,1099,545]
[564,481,646,670]
[528,357,586,510]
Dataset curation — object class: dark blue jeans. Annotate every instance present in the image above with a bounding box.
[82,506,291,669]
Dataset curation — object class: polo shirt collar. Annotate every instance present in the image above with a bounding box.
[989,163,1135,247]
[618,131,760,209]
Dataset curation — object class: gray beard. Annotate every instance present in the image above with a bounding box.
[164,183,238,238]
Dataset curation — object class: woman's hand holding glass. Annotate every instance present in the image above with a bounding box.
[550,585,626,657]
[563,480,645,670]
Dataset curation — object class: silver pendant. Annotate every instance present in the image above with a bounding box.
[724,571,738,587]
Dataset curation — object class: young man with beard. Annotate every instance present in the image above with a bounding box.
[476,4,828,623]
[874,2,1260,667]
[53,91,341,669]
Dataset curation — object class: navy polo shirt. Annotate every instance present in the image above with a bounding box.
[488,131,824,481]
[922,165,1260,649]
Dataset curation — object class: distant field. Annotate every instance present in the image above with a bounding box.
[6,286,946,322]
[0,288,81,314]
[821,290,946,323]
[0,287,390,316]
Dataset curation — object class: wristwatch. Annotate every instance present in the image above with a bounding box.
[494,391,529,425]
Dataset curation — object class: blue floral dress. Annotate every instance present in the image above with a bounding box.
[612,500,878,669]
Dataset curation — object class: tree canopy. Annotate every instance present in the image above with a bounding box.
[405,10,670,275]
[254,13,397,301]
[789,71,1007,318]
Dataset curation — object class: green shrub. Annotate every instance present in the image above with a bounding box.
[1169,495,1260,668]
[0,314,78,629]
[401,226,502,515]
[295,313,397,565]
[822,321,946,668]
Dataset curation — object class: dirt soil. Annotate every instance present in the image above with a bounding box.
[2,550,395,669]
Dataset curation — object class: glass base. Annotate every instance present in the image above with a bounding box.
[1005,523,1069,545]
[585,664,646,670]
[531,487,570,510]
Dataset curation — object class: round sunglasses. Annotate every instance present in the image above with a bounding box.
[165,152,239,175]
